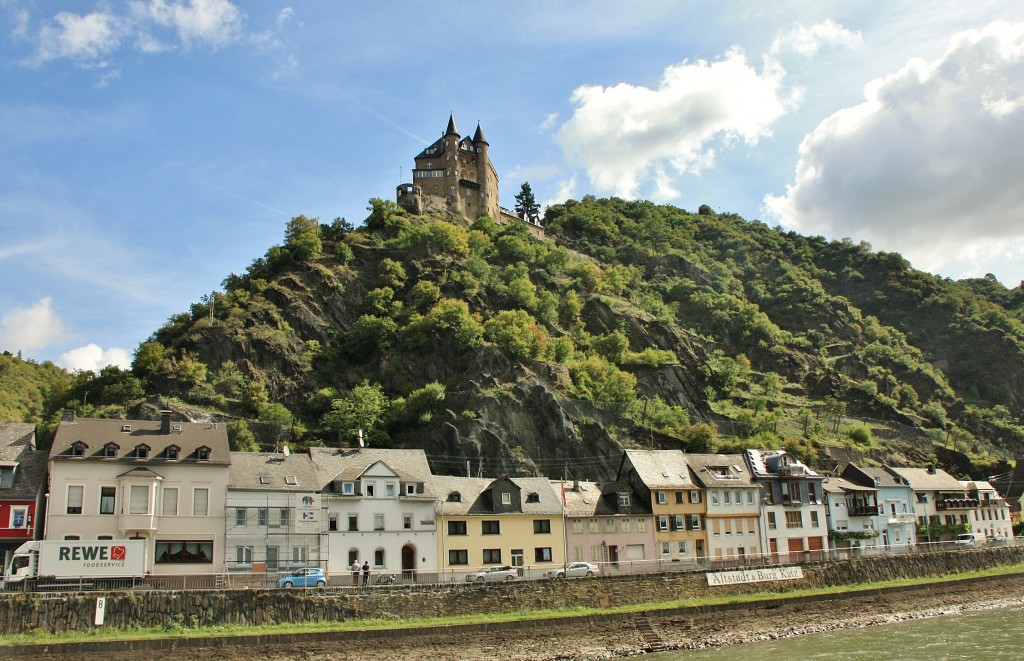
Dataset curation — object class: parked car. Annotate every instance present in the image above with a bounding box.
[277,567,327,588]
[986,534,1006,543]
[465,566,517,582]
[955,532,985,547]
[553,562,600,579]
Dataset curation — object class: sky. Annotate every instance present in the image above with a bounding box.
[2,1,1024,373]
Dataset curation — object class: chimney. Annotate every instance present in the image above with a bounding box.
[573,479,579,492]
[928,466,937,475]
[62,409,76,423]
[341,441,350,450]
[160,410,173,435]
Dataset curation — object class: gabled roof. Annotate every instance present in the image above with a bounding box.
[308,447,433,492]
[229,451,321,491]
[559,480,652,517]
[842,463,912,489]
[433,475,562,516]
[822,476,876,494]
[50,417,230,464]
[621,449,693,488]
[0,423,45,500]
[745,449,820,478]
[885,466,965,492]
[686,453,755,488]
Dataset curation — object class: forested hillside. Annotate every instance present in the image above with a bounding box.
[10,197,1024,481]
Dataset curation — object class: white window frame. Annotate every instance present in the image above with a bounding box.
[162,487,178,516]
[193,487,209,517]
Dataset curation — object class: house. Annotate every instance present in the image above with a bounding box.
[841,463,917,549]
[962,480,1014,541]
[745,449,827,562]
[886,466,970,543]
[687,454,761,563]
[310,447,438,580]
[45,411,230,574]
[434,475,564,578]
[617,450,707,564]
[225,450,326,575]
[1,423,46,573]
[822,476,882,552]
[560,479,654,570]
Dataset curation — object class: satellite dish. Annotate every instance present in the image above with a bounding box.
[282,445,290,456]
[358,429,365,448]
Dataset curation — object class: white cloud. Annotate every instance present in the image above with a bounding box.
[539,113,559,131]
[136,0,243,49]
[544,174,578,208]
[58,344,132,372]
[0,298,69,353]
[30,11,125,68]
[771,20,863,56]
[557,48,792,199]
[764,21,1024,284]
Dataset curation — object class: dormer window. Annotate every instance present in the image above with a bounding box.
[121,425,132,433]
[526,492,540,503]
[196,446,210,461]
[102,443,119,458]
[501,492,512,505]
[284,475,297,486]
[135,444,150,459]
[70,442,86,458]
[405,483,417,496]
[165,445,180,460]
[447,491,462,503]
[342,482,354,495]
[618,493,631,507]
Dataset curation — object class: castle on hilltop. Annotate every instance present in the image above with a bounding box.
[396,115,543,237]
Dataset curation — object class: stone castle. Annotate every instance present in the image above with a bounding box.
[396,115,543,237]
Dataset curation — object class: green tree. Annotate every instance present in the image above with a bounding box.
[322,381,390,444]
[284,215,322,261]
[484,310,549,360]
[514,182,540,221]
[133,341,166,377]
[227,419,259,452]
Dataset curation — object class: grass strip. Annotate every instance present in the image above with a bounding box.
[3,563,1023,647]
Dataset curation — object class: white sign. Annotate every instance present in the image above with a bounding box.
[95,597,106,626]
[706,566,804,586]
[294,494,321,534]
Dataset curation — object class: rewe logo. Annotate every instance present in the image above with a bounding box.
[111,546,127,561]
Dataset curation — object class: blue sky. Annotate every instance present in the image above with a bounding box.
[3,1,1024,372]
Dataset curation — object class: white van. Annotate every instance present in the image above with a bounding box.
[955,532,985,546]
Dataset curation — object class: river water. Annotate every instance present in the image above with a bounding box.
[650,603,1024,660]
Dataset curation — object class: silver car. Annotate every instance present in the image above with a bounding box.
[555,562,599,578]
[465,566,518,582]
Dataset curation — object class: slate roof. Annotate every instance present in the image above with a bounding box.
[686,453,755,488]
[432,475,562,516]
[50,416,230,464]
[621,449,693,488]
[822,476,876,494]
[0,423,45,500]
[308,447,434,493]
[885,466,965,492]
[229,451,322,491]
[842,464,911,489]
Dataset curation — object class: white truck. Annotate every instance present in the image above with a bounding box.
[2,540,148,589]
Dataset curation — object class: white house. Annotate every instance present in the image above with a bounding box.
[45,411,230,575]
[745,449,827,562]
[688,454,761,562]
[963,480,1014,541]
[310,447,438,582]
[841,463,917,550]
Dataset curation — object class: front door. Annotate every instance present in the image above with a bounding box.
[608,545,618,565]
[401,544,415,579]
[511,549,524,576]
[266,546,278,572]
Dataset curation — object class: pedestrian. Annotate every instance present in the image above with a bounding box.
[350,559,360,586]
[362,560,370,585]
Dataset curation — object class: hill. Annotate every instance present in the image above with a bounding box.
[13,198,1024,480]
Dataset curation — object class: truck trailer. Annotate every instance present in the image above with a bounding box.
[2,539,148,589]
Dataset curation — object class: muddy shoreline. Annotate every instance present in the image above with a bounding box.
[24,574,1024,660]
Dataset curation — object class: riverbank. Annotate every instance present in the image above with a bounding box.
[19,572,1024,660]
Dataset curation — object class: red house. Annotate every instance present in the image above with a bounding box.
[1,423,46,572]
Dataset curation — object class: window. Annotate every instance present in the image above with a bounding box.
[482,520,500,535]
[70,442,85,457]
[365,483,375,498]
[533,519,551,534]
[342,482,355,495]
[526,492,540,503]
[711,492,720,505]
[660,541,671,556]
[657,491,668,505]
[618,493,631,507]
[236,546,252,564]
[193,488,209,517]
[156,541,213,564]
[690,491,701,504]
[100,486,116,515]
[386,483,395,498]
[724,491,731,504]
[374,548,384,567]
[279,508,290,528]
[483,549,502,564]
[448,520,467,535]
[637,518,647,533]
[162,487,178,516]
[406,483,416,496]
[572,518,583,533]
[102,443,118,458]
[622,517,631,533]
[348,548,358,566]
[348,514,359,531]
[236,508,247,526]
[374,514,385,531]
[605,518,616,533]
[658,515,669,531]
[501,492,512,505]
[677,541,688,555]
[129,485,149,514]
[166,446,180,460]
[768,512,777,529]
[748,491,755,504]
[534,547,552,562]
[135,445,149,459]
[67,485,84,514]
[258,508,268,527]
[292,546,307,563]
[403,514,412,530]
[673,514,684,531]
[734,490,743,504]
[786,511,802,528]
[284,476,297,486]
[329,515,338,531]
[675,491,684,504]
[687,514,702,530]
[447,491,461,502]
[810,511,820,528]
[196,447,210,461]
[588,518,599,533]
[449,550,468,565]
[574,545,584,561]
[10,506,28,528]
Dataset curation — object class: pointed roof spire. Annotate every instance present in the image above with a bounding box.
[445,113,458,137]
[473,121,488,145]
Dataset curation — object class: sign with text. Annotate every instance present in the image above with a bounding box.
[706,566,804,586]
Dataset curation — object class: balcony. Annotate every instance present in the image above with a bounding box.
[935,499,980,510]
[848,505,882,517]
[119,513,157,532]
[887,514,916,525]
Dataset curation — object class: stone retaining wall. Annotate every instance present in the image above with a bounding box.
[3,546,1023,636]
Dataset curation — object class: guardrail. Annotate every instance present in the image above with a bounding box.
[3,538,1018,593]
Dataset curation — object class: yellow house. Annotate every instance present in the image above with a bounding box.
[433,475,565,580]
